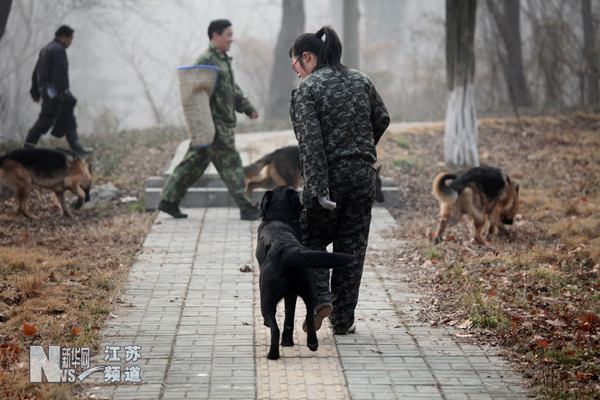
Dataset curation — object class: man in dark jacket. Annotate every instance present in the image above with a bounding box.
[25,25,92,156]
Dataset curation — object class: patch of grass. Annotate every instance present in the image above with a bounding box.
[423,248,443,260]
[395,138,411,149]
[99,278,114,290]
[459,289,509,330]
[16,274,43,298]
[128,199,146,213]
[390,158,414,172]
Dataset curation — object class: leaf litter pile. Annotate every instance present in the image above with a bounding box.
[376,112,600,399]
[0,127,185,399]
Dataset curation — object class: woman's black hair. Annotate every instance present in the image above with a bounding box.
[208,19,232,40]
[289,26,346,72]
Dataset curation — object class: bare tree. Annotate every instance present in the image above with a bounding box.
[265,0,304,121]
[444,0,479,167]
[0,0,11,43]
[582,0,599,105]
[485,0,531,107]
[343,0,360,69]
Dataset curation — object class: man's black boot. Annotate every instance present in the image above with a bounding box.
[157,200,188,219]
[70,140,93,157]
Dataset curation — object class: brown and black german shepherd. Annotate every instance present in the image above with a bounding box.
[257,186,353,360]
[244,145,386,202]
[0,148,92,219]
[432,166,519,245]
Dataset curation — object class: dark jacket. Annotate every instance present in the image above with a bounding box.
[30,38,69,99]
[289,66,390,201]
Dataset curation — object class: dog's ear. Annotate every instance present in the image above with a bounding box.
[285,187,302,216]
[259,190,274,218]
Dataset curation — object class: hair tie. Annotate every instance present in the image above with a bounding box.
[315,28,325,39]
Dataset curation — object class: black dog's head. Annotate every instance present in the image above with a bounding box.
[259,186,303,222]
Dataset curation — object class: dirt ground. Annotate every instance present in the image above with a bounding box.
[0,115,599,399]
[375,112,600,399]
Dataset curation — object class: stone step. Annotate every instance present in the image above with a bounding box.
[144,186,400,209]
[145,129,405,210]
[146,174,398,188]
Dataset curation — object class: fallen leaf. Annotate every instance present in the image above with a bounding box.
[240,265,253,273]
[72,327,80,335]
[23,323,36,336]
[458,319,473,330]
[456,333,473,338]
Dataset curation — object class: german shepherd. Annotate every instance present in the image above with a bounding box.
[245,145,386,202]
[256,186,353,360]
[432,166,519,245]
[0,148,92,219]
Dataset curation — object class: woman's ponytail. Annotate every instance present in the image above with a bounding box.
[316,27,345,71]
[289,26,347,72]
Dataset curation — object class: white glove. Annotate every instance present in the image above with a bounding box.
[317,189,336,210]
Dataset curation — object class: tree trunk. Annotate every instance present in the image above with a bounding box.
[582,0,599,105]
[0,0,12,43]
[343,0,360,70]
[486,0,532,107]
[444,0,479,167]
[265,0,304,120]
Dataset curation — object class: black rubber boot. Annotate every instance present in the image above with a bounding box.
[69,140,93,157]
[157,200,188,219]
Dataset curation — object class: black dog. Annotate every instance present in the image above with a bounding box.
[256,186,353,360]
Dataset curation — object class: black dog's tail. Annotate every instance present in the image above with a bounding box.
[284,248,354,269]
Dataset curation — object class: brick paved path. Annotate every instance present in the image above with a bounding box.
[87,208,530,400]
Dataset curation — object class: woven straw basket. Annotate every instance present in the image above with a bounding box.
[177,65,218,147]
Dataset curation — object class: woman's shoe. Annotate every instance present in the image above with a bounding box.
[302,302,333,332]
[333,324,356,335]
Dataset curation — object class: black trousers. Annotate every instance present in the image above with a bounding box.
[300,161,376,332]
[25,95,80,148]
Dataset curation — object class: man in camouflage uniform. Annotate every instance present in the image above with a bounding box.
[159,19,260,220]
[290,61,390,334]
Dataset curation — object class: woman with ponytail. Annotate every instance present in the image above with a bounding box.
[289,26,390,335]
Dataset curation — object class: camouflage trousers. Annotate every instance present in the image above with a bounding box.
[161,125,255,214]
[300,160,376,332]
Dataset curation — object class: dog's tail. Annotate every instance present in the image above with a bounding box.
[284,249,354,269]
[244,151,276,181]
[432,172,458,204]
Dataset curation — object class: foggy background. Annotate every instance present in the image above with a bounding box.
[0,0,595,139]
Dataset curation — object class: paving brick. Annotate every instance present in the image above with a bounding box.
[86,206,530,400]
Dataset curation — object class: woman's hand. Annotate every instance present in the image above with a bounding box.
[318,190,336,210]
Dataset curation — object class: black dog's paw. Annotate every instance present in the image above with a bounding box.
[267,349,279,360]
[433,236,441,245]
[74,198,84,209]
[281,337,294,347]
[307,341,318,352]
